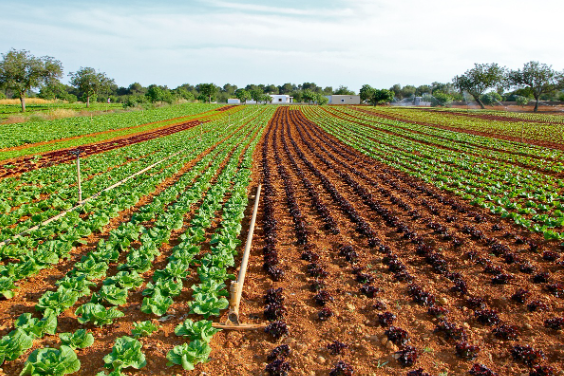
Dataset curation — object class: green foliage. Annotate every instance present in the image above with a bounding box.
[20,346,80,376]
[140,292,173,316]
[68,67,114,107]
[14,313,57,338]
[480,92,502,106]
[188,294,229,319]
[453,63,506,108]
[102,336,146,372]
[59,329,94,349]
[334,85,355,95]
[432,91,454,107]
[166,340,211,371]
[0,49,63,111]
[131,321,159,338]
[174,319,221,343]
[197,83,218,103]
[0,276,16,299]
[234,88,250,104]
[75,303,124,326]
[509,61,564,111]
[0,329,34,365]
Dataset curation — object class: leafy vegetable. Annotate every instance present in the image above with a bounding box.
[131,321,159,338]
[166,340,211,371]
[75,303,124,326]
[20,345,80,376]
[59,329,94,349]
[102,336,146,372]
[174,319,221,342]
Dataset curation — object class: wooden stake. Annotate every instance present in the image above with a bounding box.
[213,184,266,330]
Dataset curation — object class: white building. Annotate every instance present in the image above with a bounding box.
[228,94,293,105]
[327,95,361,105]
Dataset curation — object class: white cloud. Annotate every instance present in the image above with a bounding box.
[0,0,562,91]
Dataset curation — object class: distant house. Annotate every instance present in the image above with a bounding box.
[327,95,361,105]
[229,94,293,105]
[269,95,293,104]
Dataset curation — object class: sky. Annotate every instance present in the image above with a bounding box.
[1,0,563,92]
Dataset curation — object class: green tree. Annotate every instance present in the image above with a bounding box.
[291,90,303,103]
[480,92,502,106]
[315,93,329,105]
[431,91,453,107]
[362,86,395,106]
[69,67,114,107]
[234,88,250,104]
[415,85,431,96]
[262,94,273,104]
[128,82,146,95]
[453,63,506,109]
[400,85,416,99]
[302,90,316,104]
[390,84,403,99]
[508,61,564,112]
[359,84,374,103]
[221,83,237,95]
[196,83,218,103]
[250,87,264,104]
[515,96,529,107]
[278,83,295,94]
[0,48,63,112]
[264,84,279,94]
[334,85,355,95]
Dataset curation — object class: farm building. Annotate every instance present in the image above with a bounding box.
[229,94,293,105]
[327,95,361,104]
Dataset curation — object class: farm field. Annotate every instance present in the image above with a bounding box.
[0,104,562,376]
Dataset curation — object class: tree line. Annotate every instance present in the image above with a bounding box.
[1,48,563,112]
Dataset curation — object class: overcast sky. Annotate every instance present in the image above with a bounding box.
[1,0,562,92]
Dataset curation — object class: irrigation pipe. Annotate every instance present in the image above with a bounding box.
[0,147,189,248]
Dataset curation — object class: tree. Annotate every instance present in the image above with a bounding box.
[262,94,273,104]
[264,84,279,94]
[291,90,303,103]
[361,85,395,106]
[480,92,502,106]
[278,83,295,94]
[508,61,564,112]
[234,88,250,104]
[69,67,114,107]
[400,85,416,99]
[334,85,355,95]
[250,88,264,104]
[415,85,431,96]
[221,83,237,95]
[453,63,506,109]
[390,84,403,99]
[0,49,63,112]
[301,90,316,104]
[322,86,333,95]
[315,93,329,105]
[197,83,218,103]
[359,84,374,103]
[431,91,453,107]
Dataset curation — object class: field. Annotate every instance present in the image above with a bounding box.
[0,104,562,376]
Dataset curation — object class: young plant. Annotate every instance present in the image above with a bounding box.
[166,340,211,371]
[20,345,80,376]
[59,329,94,349]
[102,336,146,372]
[131,321,159,338]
